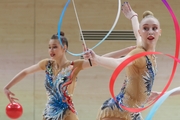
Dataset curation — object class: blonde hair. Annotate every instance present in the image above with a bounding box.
[142,11,154,18]
[140,10,160,26]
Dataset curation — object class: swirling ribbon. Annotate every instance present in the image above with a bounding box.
[109,0,180,113]
[145,0,180,119]
[58,0,121,56]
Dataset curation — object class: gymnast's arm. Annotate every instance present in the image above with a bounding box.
[4,63,42,103]
[130,13,141,47]
[148,88,180,102]
[122,2,142,46]
[81,46,135,69]
[83,49,132,70]
[92,54,129,70]
[101,46,135,58]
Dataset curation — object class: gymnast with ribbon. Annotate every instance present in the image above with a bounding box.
[83,2,163,120]
[106,0,180,119]
[3,14,136,120]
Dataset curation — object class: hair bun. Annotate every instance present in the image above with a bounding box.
[60,31,65,36]
[56,31,65,36]
[143,11,154,18]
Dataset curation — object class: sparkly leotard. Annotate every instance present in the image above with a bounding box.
[39,59,83,120]
[97,47,157,120]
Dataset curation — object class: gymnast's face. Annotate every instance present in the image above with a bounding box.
[48,39,65,60]
[139,17,161,47]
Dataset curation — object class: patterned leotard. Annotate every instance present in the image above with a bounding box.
[38,59,83,120]
[97,47,157,120]
[43,61,75,120]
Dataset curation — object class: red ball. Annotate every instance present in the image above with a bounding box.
[6,102,23,119]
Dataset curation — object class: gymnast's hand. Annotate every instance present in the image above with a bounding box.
[127,46,136,51]
[83,44,97,61]
[121,2,137,20]
[4,88,19,103]
[146,91,161,104]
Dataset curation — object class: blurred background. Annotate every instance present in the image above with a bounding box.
[0,0,180,119]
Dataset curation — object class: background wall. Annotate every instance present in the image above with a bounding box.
[0,0,180,120]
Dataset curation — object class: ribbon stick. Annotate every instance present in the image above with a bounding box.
[71,0,92,66]
[71,0,86,47]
